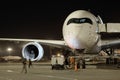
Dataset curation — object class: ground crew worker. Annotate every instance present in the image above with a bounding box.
[69,56,75,68]
[21,58,27,73]
[28,59,32,68]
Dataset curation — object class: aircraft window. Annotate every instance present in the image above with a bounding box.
[67,18,93,25]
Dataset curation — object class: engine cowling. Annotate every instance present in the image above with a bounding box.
[22,42,44,61]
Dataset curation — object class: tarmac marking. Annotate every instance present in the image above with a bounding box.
[7,70,13,73]
[37,74,78,80]
[0,76,13,80]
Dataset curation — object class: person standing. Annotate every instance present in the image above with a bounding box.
[28,59,32,68]
[21,58,27,73]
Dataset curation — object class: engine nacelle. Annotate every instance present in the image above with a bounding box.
[22,42,44,61]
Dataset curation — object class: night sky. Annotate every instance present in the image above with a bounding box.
[0,1,120,40]
[0,1,120,57]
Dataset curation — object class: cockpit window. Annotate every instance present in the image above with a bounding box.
[67,18,93,25]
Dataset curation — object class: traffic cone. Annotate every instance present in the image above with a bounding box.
[74,63,78,71]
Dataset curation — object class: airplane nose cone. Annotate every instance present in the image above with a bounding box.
[65,36,85,49]
[63,24,86,49]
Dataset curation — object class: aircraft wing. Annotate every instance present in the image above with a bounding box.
[99,39,120,49]
[0,38,67,48]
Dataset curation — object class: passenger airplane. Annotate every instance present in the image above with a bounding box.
[0,10,120,64]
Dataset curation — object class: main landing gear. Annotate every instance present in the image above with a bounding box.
[103,48,118,65]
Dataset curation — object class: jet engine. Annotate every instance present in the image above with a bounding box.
[22,42,44,61]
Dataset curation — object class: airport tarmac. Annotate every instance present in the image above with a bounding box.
[0,62,120,80]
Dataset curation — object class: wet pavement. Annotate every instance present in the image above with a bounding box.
[0,62,120,80]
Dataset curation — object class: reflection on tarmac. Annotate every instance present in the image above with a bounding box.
[0,62,120,80]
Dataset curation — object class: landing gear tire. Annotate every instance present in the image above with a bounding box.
[113,58,118,64]
[82,59,86,69]
[106,58,110,64]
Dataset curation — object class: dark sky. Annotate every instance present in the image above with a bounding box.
[0,1,120,39]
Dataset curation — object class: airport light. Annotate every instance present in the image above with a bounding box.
[7,47,13,56]
[7,47,12,52]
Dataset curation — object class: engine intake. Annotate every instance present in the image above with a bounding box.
[22,42,44,61]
